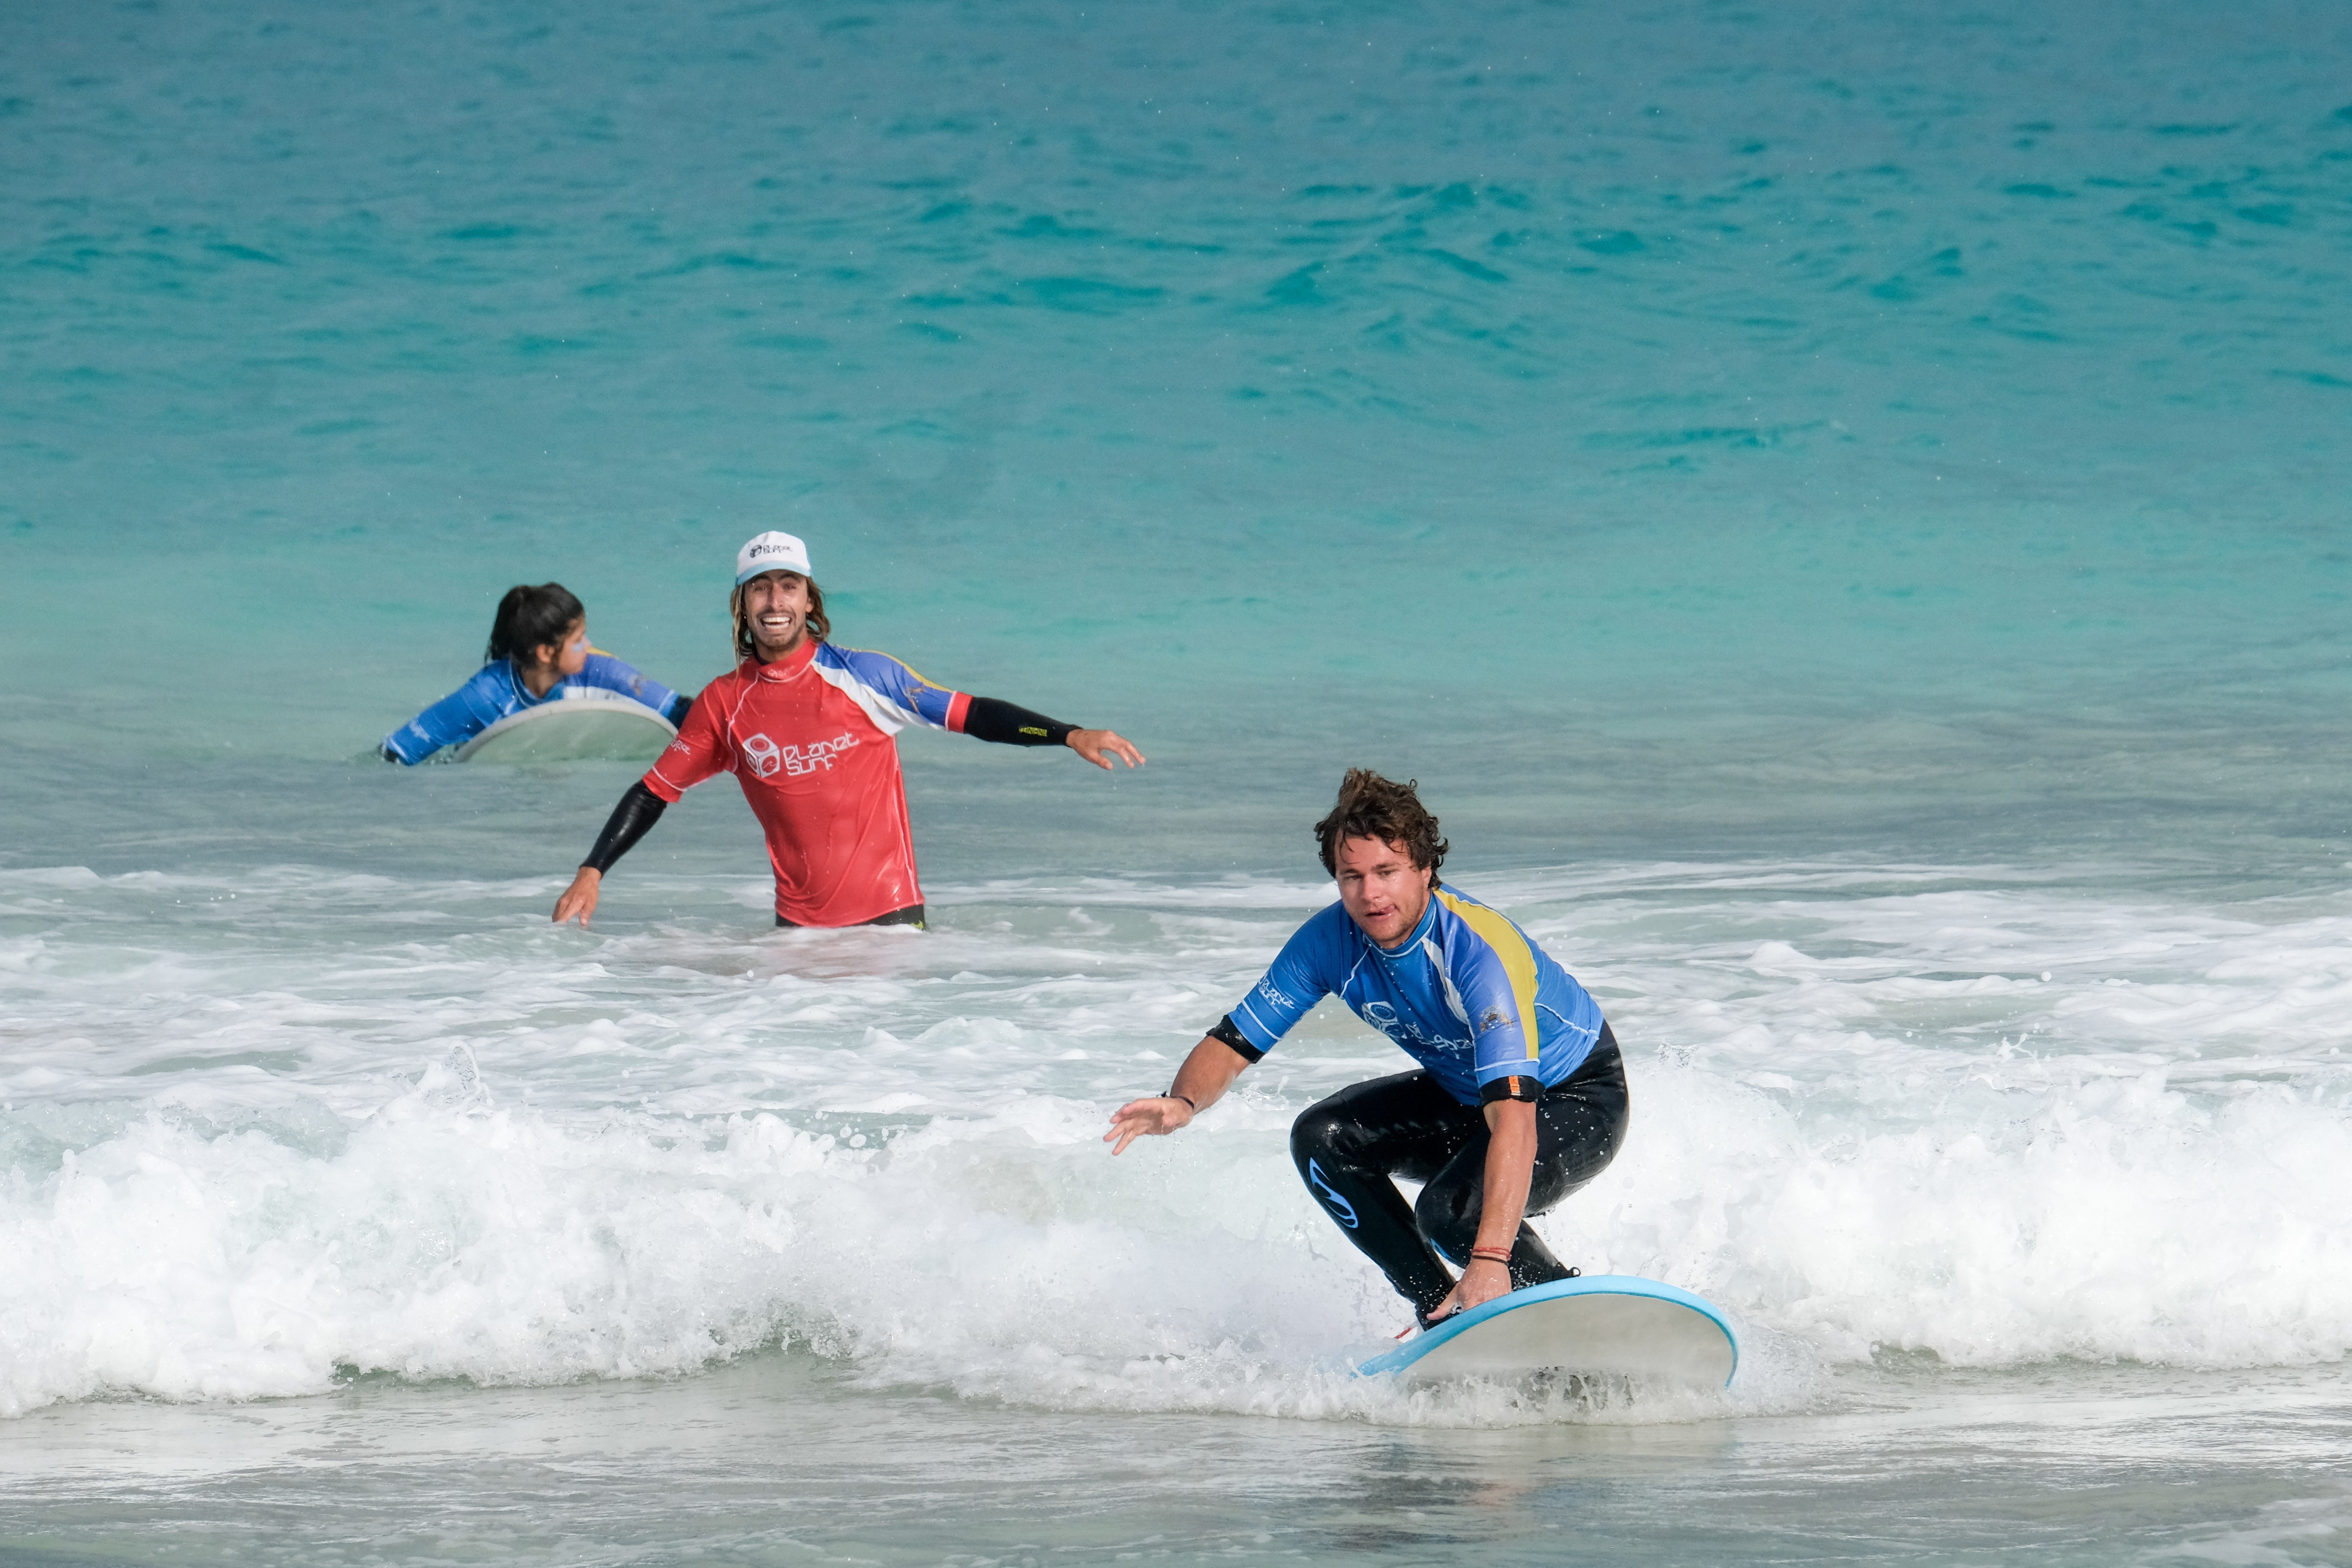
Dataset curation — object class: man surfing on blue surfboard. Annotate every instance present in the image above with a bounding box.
[1106,769,1629,1331]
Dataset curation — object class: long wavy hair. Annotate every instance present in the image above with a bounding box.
[730,576,830,661]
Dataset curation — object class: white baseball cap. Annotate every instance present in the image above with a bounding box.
[735,531,813,585]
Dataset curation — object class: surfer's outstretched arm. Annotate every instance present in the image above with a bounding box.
[1427,1098,1540,1320]
[553,781,669,926]
[1105,1033,1253,1153]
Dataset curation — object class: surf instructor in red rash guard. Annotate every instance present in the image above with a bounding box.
[552,531,1144,929]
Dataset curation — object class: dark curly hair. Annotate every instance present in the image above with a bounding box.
[1314,769,1448,882]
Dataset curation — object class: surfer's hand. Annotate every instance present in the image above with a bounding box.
[1104,1094,1191,1153]
[1068,729,1145,770]
[1433,1257,1513,1321]
[553,867,601,927]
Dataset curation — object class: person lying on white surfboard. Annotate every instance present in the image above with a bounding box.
[380,582,694,764]
[1106,769,1628,1330]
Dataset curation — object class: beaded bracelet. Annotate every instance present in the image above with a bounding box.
[1167,1092,1197,1111]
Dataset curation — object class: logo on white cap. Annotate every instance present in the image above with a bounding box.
[735,531,813,585]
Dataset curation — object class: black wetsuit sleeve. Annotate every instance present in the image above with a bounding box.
[582,781,669,873]
[1207,1015,1265,1063]
[1478,1073,1542,1105]
[663,691,695,727]
[962,696,1075,748]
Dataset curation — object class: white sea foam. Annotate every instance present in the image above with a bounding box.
[2,861,2349,1420]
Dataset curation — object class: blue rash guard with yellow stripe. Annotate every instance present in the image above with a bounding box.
[1226,886,1604,1106]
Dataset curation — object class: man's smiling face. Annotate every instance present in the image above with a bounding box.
[742,570,812,659]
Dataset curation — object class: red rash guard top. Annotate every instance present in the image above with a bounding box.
[641,639,981,926]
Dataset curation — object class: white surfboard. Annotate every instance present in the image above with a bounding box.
[1356,1275,1738,1388]
[451,693,677,764]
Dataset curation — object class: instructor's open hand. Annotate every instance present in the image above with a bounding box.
[1068,729,1145,771]
[552,867,602,927]
[1104,1094,1192,1154]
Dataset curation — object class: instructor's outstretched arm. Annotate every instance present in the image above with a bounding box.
[1105,1035,1252,1153]
[959,697,1143,770]
[553,780,669,926]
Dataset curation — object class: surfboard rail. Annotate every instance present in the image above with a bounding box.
[1356,1273,1738,1387]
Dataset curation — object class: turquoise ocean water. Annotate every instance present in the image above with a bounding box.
[5,0,2352,1561]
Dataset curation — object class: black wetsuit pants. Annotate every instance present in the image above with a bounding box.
[775,904,926,930]
[1289,1026,1628,1321]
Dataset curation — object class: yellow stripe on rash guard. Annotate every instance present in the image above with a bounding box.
[1435,889,1541,1060]
[837,644,956,719]
[839,645,944,689]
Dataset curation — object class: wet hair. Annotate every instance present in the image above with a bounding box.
[730,575,830,660]
[485,583,585,667]
[1314,769,1448,882]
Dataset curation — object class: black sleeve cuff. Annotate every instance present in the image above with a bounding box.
[964,695,1075,748]
[1479,1073,1543,1105]
[1207,1015,1265,1064]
